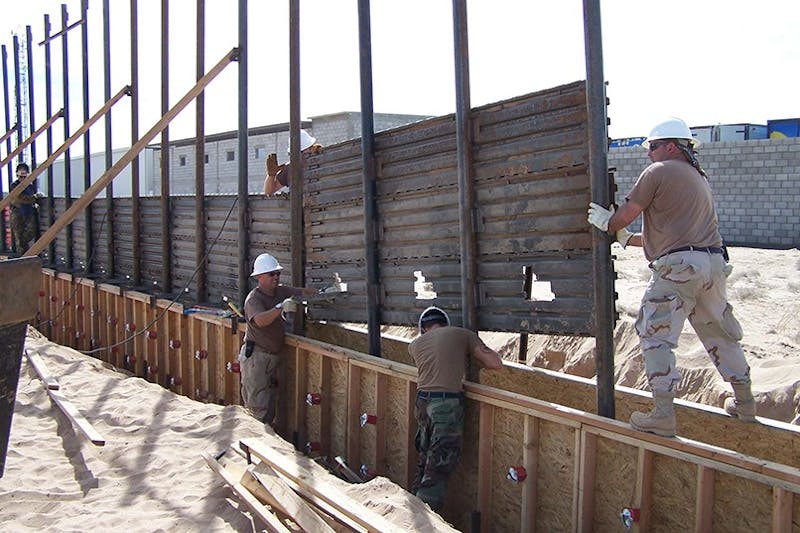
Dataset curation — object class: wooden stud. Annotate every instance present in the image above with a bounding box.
[635,448,654,533]
[694,465,715,533]
[772,487,793,533]
[320,356,331,458]
[520,415,539,533]
[405,380,417,490]
[346,364,362,467]
[577,429,597,532]
[46,388,105,446]
[293,347,307,442]
[24,349,60,390]
[478,402,494,533]
[375,372,387,476]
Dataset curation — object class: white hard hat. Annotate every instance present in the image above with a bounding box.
[418,306,450,334]
[287,129,317,154]
[251,253,283,277]
[642,117,700,149]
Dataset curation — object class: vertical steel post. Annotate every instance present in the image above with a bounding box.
[62,4,74,270]
[160,0,172,292]
[357,0,381,357]
[103,0,115,277]
[236,0,249,309]
[25,26,35,168]
[195,0,207,302]
[1,46,10,252]
[289,0,303,334]
[12,36,22,162]
[130,0,141,285]
[81,0,93,273]
[44,15,56,265]
[452,0,478,332]
[583,0,615,419]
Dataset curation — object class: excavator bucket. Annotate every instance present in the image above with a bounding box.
[0,255,41,477]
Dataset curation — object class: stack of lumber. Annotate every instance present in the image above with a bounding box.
[203,439,410,533]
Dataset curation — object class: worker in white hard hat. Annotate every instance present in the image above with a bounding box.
[587,117,755,438]
[239,253,317,426]
[408,306,503,511]
[263,129,324,196]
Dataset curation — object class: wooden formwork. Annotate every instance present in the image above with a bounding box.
[39,269,244,406]
[35,271,800,532]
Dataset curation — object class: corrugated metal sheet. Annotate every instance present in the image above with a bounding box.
[38,81,593,334]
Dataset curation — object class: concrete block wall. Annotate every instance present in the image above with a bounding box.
[609,137,800,248]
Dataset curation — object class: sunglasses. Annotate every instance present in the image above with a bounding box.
[648,141,668,151]
[265,271,281,277]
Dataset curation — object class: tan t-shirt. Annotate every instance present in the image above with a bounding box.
[627,159,722,261]
[243,285,304,353]
[408,326,481,392]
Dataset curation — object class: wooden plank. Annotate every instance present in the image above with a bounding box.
[520,416,539,533]
[46,388,105,446]
[634,448,654,533]
[577,430,597,532]
[478,402,494,533]
[694,465,715,533]
[24,349,60,390]
[201,452,292,533]
[239,438,406,533]
[244,464,336,533]
[772,487,793,533]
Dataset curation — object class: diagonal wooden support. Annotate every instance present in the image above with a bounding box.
[0,86,130,213]
[0,109,64,171]
[0,123,18,146]
[24,47,239,258]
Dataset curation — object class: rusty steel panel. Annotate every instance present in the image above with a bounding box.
[307,81,593,334]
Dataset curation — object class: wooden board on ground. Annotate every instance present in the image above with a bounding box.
[201,451,293,533]
[24,349,60,390]
[240,438,406,533]
[243,463,337,533]
[46,388,106,446]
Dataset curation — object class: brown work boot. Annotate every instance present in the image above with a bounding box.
[724,382,756,422]
[630,393,676,437]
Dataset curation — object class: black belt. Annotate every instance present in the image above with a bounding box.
[657,246,724,261]
[417,390,463,399]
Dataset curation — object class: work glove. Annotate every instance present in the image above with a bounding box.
[616,228,633,249]
[280,298,299,314]
[587,202,615,232]
[266,153,280,176]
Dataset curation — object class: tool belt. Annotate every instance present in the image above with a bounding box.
[244,340,256,359]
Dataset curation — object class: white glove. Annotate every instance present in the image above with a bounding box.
[587,202,615,232]
[281,298,299,314]
[237,350,247,363]
[616,228,633,248]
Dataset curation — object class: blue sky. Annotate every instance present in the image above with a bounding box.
[1,0,798,156]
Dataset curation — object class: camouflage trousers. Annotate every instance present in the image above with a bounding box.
[239,343,281,426]
[9,209,37,254]
[412,394,465,511]
[636,250,750,394]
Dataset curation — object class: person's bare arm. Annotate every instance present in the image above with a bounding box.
[264,153,284,196]
[472,339,503,369]
[608,199,643,233]
[251,306,283,328]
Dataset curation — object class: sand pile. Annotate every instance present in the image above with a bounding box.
[0,328,454,532]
